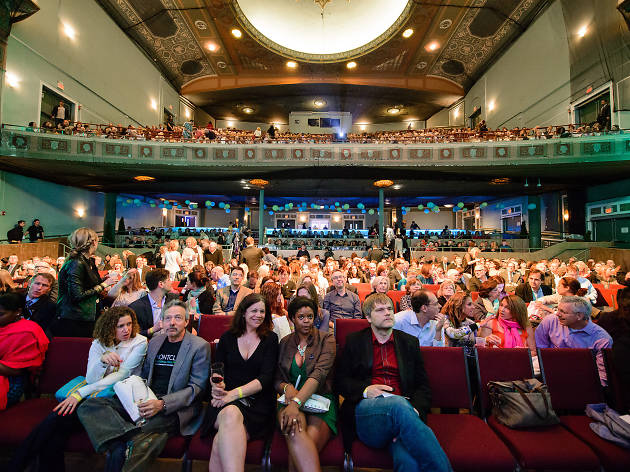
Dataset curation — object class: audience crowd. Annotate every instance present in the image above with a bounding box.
[1,227,629,471]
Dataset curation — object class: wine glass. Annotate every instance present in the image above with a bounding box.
[211,362,224,385]
[131,378,148,426]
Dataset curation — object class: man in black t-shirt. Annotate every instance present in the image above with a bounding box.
[78,300,210,471]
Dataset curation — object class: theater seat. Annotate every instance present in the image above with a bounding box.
[198,315,233,343]
[349,440,393,469]
[334,319,369,349]
[0,397,57,445]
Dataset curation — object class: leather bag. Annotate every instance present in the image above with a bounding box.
[488,378,560,428]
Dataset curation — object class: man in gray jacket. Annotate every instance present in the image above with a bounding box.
[78,300,211,471]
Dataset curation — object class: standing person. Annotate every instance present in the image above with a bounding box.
[128,268,178,339]
[6,220,25,243]
[275,297,337,472]
[0,292,49,411]
[77,300,211,472]
[335,293,451,471]
[163,239,183,281]
[597,99,611,131]
[51,101,68,127]
[203,294,279,472]
[240,237,265,274]
[53,228,118,337]
[10,307,147,472]
[26,219,44,242]
[204,241,224,267]
[182,237,204,267]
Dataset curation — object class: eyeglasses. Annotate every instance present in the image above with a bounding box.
[164,315,185,322]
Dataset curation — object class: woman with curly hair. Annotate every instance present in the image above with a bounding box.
[442,292,478,357]
[11,306,147,471]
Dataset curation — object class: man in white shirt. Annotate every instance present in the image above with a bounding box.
[129,268,176,338]
[566,264,597,305]
[182,237,204,267]
[394,290,446,346]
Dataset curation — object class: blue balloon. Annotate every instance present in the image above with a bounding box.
[361,209,366,214]
[245,207,250,212]
[218,202,225,208]
[335,202,340,207]
[209,201,215,207]
[424,209,430,213]
[527,203,537,210]
[225,209,230,213]
[269,210,274,215]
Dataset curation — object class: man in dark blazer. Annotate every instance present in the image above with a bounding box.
[239,236,264,273]
[515,268,552,303]
[388,259,404,290]
[129,268,178,338]
[335,293,451,471]
[367,243,384,263]
[22,273,57,336]
[78,299,211,471]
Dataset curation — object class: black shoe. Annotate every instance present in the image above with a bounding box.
[122,432,168,472]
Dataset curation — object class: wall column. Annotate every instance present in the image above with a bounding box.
[258,189,265,245]
[379,188,384,246]
[103,193,117,244]
[528,195,542,250]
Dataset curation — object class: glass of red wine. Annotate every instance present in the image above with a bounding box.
[211,362,224,385]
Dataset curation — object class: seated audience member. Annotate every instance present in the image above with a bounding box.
[11,307,147,471]
[22,273,57,335]
[185,266,215,318]
[500,261,522,292]
[108,268,144,307]
[275,297,337,471]
[135,256,148,283]
[446,268,467,292]
[364,275,391,305]
[0,270,18,294]
[467,265,487,292]
[203,294,278,471]
[78,300,210,472]
[278,265,296,299]
[295,282,330,332]
[213,266,253,316]
[417,263,435,285]
[442,292,478,356]
[210,266,230,290]
[479,295,536,355]
[535,296,612,383]
[203,241,224,267]
[335,293,451,471]
[323,270,362,326]
[394,290,446,346]
[514,268,552,303]
[54,228,118,337]
[128,268,178,338]
[436,279,457,307]
[597,287,630,411]
[470,279,501,321]
[566,264,598,305]
[0,292,49,410]
[4,254,20,276]
[528,276,588,327]
[399,276,423,312]
[260,280,290,340]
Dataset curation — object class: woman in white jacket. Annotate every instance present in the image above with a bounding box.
[10,306,147,472]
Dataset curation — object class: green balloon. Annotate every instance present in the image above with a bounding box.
[417,205,424,210]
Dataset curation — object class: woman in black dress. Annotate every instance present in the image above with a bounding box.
[203,293,279,471]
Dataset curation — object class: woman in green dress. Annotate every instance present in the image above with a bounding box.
[275,296,337,472]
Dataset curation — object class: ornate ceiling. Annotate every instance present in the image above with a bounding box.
[96,0,550,123]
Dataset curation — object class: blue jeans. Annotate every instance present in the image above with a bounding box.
[355,396,452,472]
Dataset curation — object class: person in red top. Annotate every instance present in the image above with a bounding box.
[336,293,451,471]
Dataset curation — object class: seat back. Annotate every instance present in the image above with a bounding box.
[38,337,92,395]
[422,284,440,294]
[475,347,533,417]
[351,283,371,292]
[386,290,405,307]
[198,315,233,343]
[538,348,604,412]
[421,347,472,410]
[357,287,372,302]
[334,319,369,349]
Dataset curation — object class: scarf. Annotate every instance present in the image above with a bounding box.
[498,317,524,348]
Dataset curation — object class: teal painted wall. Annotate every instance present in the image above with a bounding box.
[0,171,104,238]
[1,0,187,127]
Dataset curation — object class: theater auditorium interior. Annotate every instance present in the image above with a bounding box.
[1,0,630,471]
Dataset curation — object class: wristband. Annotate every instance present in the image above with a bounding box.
[292,397,302,407]
[70,392,82,401]
[238,387,243,399]
[363,387,369,399]
[148,327,153,335]
[283,384,288,395]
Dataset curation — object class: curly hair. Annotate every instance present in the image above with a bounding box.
[441,292,472,328]
[92,306,140,347]
[260,280,286,317]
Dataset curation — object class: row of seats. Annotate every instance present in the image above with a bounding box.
[1,317,629,471]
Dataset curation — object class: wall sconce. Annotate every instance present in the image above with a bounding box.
[76,207,85,218]
[5,72,19,88]
[150,99,157,111]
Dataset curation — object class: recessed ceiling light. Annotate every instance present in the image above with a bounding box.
[402,28,413,38]
[577,25,588,38]
[231,28,242,38]
[134,175,155,181]
[286,61,298,69]
[425,41,440,52]
[373,179,394,188]
[346,61,357,69]
[206,42,219,52]
[242,107,254,114]
[387,107,401,115]
[392,185,401,190]
[313,99,326,108]
[63,23,76,40]
[490,177,511,185]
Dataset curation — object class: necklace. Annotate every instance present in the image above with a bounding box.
[297,343,307,357]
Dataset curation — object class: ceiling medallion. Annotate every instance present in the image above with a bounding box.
[249,178,270,187]
[439,19,452,29]
[373,179,394,188]
[194,20,207,30]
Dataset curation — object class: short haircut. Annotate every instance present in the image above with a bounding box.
[145,268,170,290]
[231,266,245,276]
[528,268,543,278]
[287,296,318,322]
[31,272,55,287]
[161,299,190,321]
[363,292,393,317]
[410,290,432,313]
[560,295,592,320]
[370,275,390,292]
[245,236,254,246]
[478,279,499,299]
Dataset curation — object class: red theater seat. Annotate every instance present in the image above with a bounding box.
[334,318,369,349]
[476,348,600,470]
[198,314,233,343]
[386,290,405,307]
[422,284,440,294]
